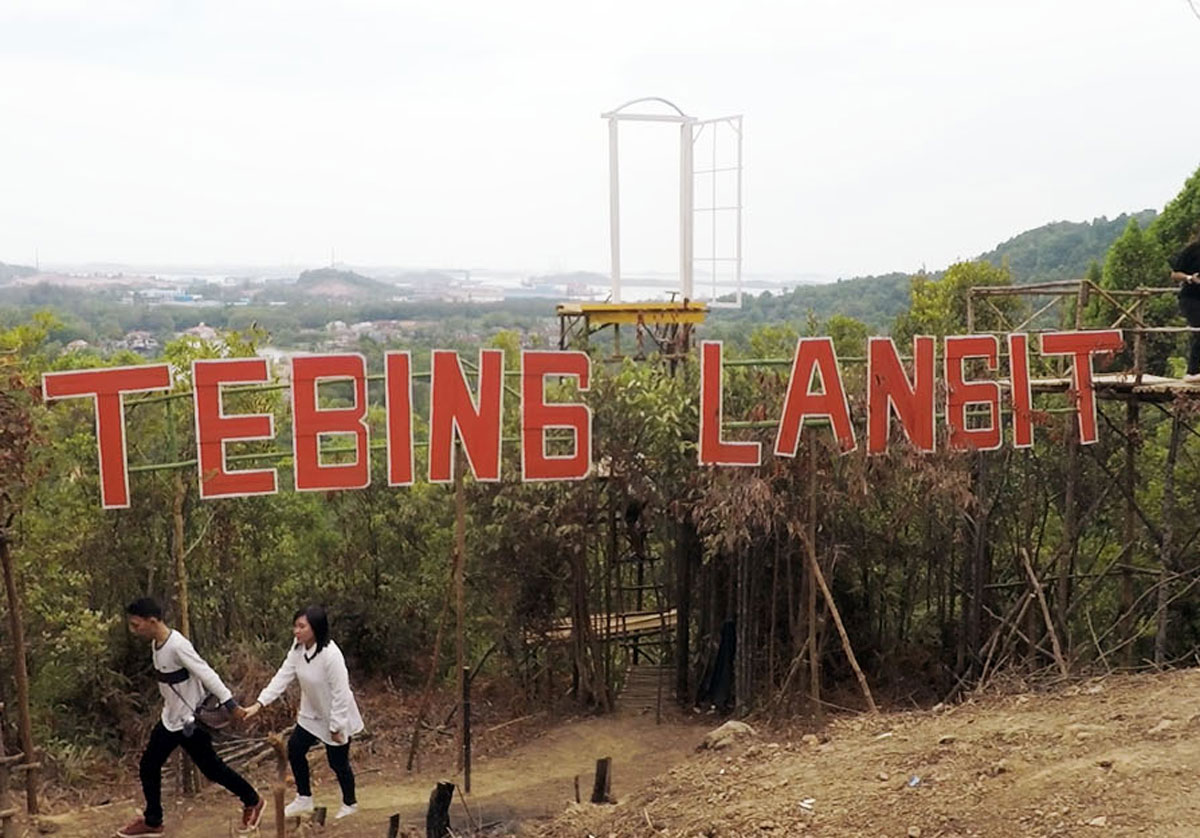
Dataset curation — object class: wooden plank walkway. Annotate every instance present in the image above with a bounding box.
[533,609,677,644]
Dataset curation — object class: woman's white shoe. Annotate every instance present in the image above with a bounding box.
[284,796,314,817]
[335,804,358,819]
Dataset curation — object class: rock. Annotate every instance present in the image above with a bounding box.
[700,720,758,751]
[938,734,957,745]
[908,827,922,837]
[1087,815,1108,827]
[877,771,890,781]
[1148,719,1175,736]
[801,734,820,747]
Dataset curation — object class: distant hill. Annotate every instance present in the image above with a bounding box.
[530,271,607,287]
[715,212,1157,331]
[0,262,37,284]
[289,268,396,301]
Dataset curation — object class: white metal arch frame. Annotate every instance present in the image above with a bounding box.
[601,98,743,308]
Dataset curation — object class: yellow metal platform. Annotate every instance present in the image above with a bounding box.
[555,300,708,327]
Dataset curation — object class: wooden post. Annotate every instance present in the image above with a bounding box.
[386,813,400,838]
[0,526,37,815]
[590,757,613,804]
[268,734,287,838]
[461,665,471,794]
[426,782,454,838]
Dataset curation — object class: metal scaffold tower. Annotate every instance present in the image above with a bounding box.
[558,97,743,361]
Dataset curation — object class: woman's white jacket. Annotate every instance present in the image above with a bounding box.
[256,640,364,746]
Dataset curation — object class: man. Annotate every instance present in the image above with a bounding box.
[117,598,264,837]
[1170,235,1200,382]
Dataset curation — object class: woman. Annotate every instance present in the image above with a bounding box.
[243,605,364,820]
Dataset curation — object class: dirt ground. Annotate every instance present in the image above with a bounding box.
[530,670,1200,838]
[12,670,1200,837]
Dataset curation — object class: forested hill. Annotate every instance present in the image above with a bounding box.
[977,209,1158,284]
[0,261,37,283]
[723,211,1157,331]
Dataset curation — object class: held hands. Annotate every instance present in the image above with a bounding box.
[236,702,262,723]
[331,730,345,744]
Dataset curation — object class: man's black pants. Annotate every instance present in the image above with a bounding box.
[140,721,259,827]
[1180,294,1200,375]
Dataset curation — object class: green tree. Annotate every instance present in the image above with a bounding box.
[1149,164,1200,256]
[893,261,1017,343]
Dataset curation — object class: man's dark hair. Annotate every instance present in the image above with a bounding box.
[126,597,164,620]
[293,605,330,652]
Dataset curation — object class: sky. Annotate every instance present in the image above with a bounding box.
[1,0,1199,282]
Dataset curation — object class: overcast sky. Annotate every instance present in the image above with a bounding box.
[1,0,1198,281]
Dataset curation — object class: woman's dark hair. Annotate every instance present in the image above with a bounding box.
[127,597,164,620]
[293,605,330,652]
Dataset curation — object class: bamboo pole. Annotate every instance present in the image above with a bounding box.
[800,528,877,714]
[406,578,452,771]
[0,702,17,838]
[1120,400,1138,668]
[453,446,466,773]
[1155,411,1183,666]
[173,485,198,794]
[0,524,37,815]
[806,443,822,722]
[1020,548,1069,678]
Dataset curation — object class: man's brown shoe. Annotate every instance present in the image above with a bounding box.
[115,817,164,837]
[238,798,265,833]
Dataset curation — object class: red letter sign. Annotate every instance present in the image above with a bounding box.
[385,351,414,486]
[291,354,369,492]
[867,336,936,454]
[1039,330,1123,444]
[42,364,171,509]
[774,337,856,455]
[429,349,504,482]
[698,341,761,466]
[1008,333,1034,448]
[520,350,592,481]
[945,335,1001,451]
[193,359,277,499]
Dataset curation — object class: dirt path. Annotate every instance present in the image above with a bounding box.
[28,709,702,837]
